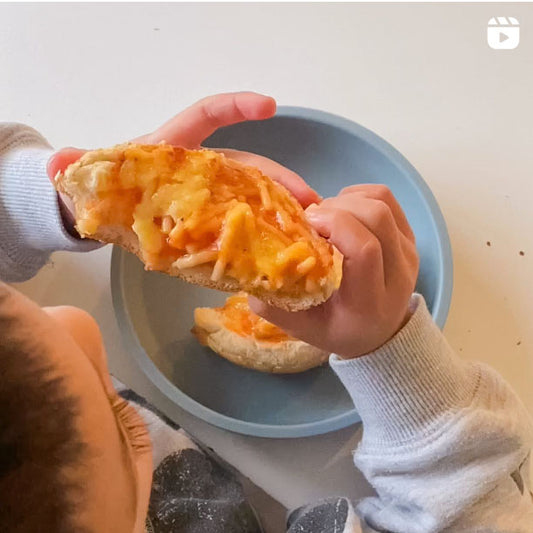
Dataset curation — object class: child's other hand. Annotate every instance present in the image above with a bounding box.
[249,185,420,359]
[46,92,320,236]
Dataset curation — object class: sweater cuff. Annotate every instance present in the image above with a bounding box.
[330,295,480,448]
[0,144,100,280]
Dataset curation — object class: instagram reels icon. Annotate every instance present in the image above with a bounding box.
[488,17,520,50]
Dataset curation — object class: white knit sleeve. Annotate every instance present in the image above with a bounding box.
[330,295,533,532]
[0,123,99,282]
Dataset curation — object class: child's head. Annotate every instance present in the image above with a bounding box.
[0,284,153,532]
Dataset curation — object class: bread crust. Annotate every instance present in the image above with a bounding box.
[192,307,329,374]
[55,144,341,311]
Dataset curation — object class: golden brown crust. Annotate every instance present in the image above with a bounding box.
[93,224,331,311]
[55,144,341,311]
[192,306,329,373]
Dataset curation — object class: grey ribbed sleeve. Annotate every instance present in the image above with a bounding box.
[330,295,533,532]
[0,123,99,282]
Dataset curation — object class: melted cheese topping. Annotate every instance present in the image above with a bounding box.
[67,143,334,294]
[220,293,291,343]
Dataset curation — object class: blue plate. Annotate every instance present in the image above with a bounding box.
[111,107,453,438]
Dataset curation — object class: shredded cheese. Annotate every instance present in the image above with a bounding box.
[68,144,335,295]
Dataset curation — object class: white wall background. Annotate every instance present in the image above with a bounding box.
[2,2,532,509]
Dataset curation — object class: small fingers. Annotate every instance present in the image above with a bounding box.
[216,149,321,208]
[47,148,86,181]
[318,195,403,282]
[306,206,385,289]
[138,92,276,147]
[248,295,314,337]
[251,207,387,342]
[339,184,415,242]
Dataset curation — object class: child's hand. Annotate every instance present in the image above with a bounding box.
[46,92,320,235]
[249,185,420,359]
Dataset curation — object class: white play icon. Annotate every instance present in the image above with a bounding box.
[488,17,520,49]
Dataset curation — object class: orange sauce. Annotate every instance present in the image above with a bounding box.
[220,294,290,343]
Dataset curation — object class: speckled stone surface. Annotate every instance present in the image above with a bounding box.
[287,498,350,533]
[148,449,263,533]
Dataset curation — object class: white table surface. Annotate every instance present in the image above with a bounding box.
[2,2,532,511]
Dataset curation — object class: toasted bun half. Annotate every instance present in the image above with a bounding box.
[192,294,329,373]
[55,143,341,311]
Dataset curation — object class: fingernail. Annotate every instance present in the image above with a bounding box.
[305,203,323,219]
[305,209,322,224]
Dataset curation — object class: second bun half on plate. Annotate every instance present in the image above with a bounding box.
[192,293,330,374]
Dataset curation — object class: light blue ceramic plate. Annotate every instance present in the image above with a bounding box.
[111,107,453,438]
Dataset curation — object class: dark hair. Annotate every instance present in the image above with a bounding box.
[0,290,87,532]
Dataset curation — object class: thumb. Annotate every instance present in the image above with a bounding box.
[248,295,314,338]
[47,148,86,182]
